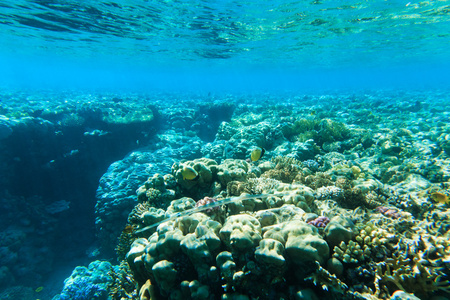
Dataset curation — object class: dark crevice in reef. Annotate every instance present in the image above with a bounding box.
[0,93,234,290]
[0,117,160,269]
[195,102,235,141]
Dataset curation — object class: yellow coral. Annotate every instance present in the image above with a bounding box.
[333,222,394,264]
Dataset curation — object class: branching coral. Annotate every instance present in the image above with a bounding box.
[305,261,348,294]
[333,222,395,264]
[226,180,251,196]
[333,178,388,209]
[108,261,137,300]
[338,233,450,299]
[245,177,282,195]
[316,186,344,200]
[372,237,450,299]
[127,202,154,225]
[116,202,155,261]
[303,159,320,172]
[281,117,318,141]
[303,172,333,189]
[261,156,303,184]
[116,225,138,262]
[136,173,176,208]
[261,166,298,184]
[364,191,386,209]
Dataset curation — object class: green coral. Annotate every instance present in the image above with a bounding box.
[282,117,318,141]
[283,118,350,147]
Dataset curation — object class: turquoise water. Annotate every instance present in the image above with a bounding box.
[1,0,450,91]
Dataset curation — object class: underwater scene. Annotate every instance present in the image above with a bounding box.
[1,1,450,300]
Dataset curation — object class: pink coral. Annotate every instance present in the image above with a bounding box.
[307,216,330,228]
[195,197,221,214]
[375,206,401,219]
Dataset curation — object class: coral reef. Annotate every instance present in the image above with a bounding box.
[37,90,450,300]
[53,261,115,300]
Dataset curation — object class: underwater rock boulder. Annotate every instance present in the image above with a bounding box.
[181,234,212,267]
[95,148,177,255]
[220,215,262,251]
[142,227,184,274]
[222,293,251,300]
[215,122,239,141]
[352,178,383,193]
[380,140,403,155]
[0,266,14,287]
[255,209,278,227]
[438,133,450,156]
[154,227,185,255]
[255,238,286,267]
[254,204,306,226]
[264,220,329,265]
[273,183,315,211]
[142,208,166,227]
[326,257,344,277]
[230,122,271,147]
[324,216,355,248]
[172,158,218,193]
[216,251,236,281]
[194,220,222,252]
[174,213,211,235]
[217,159,254,188]
[131,215,220,288]
[136,173,176,204]
[126,238,150,283]
[389,290,421,300]
[294,288,319,300]
[152,260,177,296]
[166,197,197,216]
[189,280,211,300]
[126,238,148,267]
[180,220,222,277]
[291,140,320,161]
[392,173,432,194]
